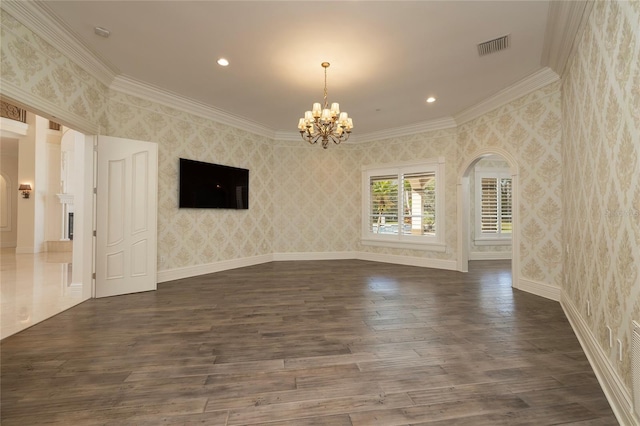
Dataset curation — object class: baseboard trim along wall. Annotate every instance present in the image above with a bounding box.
[469,251,512,261]
[158,251,459,283]
[356,251,458,271]
[561,295,636,426]
[157,254,273,283]
[517,277,560,301]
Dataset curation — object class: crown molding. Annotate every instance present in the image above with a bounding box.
[1,79,101,135]
[273,130,302,142]
[1,1,118,87]
[454,67,559,126]
[542,0,594,78]
[351,117,457,144]
[110,75,276,139]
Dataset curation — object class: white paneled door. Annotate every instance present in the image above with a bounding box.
[96,136,158,298]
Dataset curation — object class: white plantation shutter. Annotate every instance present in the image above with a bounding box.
[481,177,499,233]
[362,158,445,251]
[500,178,512,233]
[478,173,512,238]
[403,172,436,236]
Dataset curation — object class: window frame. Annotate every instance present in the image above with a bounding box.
[474,169,512,245]
[361,158,446,252]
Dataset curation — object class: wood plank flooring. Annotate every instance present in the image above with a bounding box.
[0,260,618,425]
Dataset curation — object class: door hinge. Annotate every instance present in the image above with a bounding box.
[93,188,97,194]
[93,230,97,237]
[92,272,96,279]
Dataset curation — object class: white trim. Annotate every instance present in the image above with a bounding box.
[351,118,457,144]
[469,251,512,261]
[157,254,273,283]
[272,251,354,261]
[473,238,512,246]
[457,147,520,286]
[516,277,560,302]
[111,75,275,139]
[361,239,447,253]
[357,251,457,271]
[1,1,117,87]
[0,117,28,138]
[542,1,594,78]
[0,80,101,135]
[454,67,559,125]
[561,295,636,426]
[157,251,460,283]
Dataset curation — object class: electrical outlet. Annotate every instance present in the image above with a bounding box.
[617,339,622,361]
[160,255,165,264]
[566,244,570,254]
[587,300,591,317]
[606,326,613,347]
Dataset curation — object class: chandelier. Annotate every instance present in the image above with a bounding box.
[298,62,353,149]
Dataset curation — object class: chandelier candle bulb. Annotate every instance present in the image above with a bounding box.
[298,61,353,148]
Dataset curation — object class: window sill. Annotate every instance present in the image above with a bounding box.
[361,238,447,252]
[474,238,512,246]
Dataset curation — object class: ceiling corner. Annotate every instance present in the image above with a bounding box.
[541,0,594,77]
[1,0,118,87]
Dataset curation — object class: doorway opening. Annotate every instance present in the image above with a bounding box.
[457,148,519,290]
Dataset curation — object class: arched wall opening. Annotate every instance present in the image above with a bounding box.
[457,148,519,289]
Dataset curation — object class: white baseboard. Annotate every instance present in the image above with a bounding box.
[157,254,273,283]
[272,251,354,261]
[469,251,512,260]
[158,251,459,283]
[561,295,636,426]
[516,277,560,301]
[357,251,458,271]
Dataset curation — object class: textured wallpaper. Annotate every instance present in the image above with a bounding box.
[107,91,276,270]
[272,141,360,254]
[0,11,109,130]
[562,0,640,390]
[355,128,459,261]
[458,83,563,287]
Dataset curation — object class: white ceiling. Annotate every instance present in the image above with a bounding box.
[39,1,557,136]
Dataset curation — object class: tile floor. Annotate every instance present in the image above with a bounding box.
[0,247,85,339]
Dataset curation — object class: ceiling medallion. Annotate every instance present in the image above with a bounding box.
[298,62,353,149]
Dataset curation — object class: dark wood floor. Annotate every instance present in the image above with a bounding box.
[1,260,617,425]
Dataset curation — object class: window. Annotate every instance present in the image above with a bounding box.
[362,158,445,251]
[475,171,512,244]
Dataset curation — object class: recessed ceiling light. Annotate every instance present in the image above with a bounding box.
[217,58,229,67]
[426,97,436,103]
[94,26,110,38]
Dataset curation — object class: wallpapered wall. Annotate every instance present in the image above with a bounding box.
[355,129,459,261]
[0,12,109,130]
[563,0,640,391]
[458,82,563,287]
[107,91,275,270]
[272,141,360,254]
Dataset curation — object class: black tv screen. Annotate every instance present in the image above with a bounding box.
[179,158,249,209]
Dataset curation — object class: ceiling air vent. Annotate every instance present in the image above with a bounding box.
[477,34,510,56]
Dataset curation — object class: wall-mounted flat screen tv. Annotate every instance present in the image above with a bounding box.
[179,158,249,209]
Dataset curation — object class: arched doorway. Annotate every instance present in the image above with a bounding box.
[457,148,519,289]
